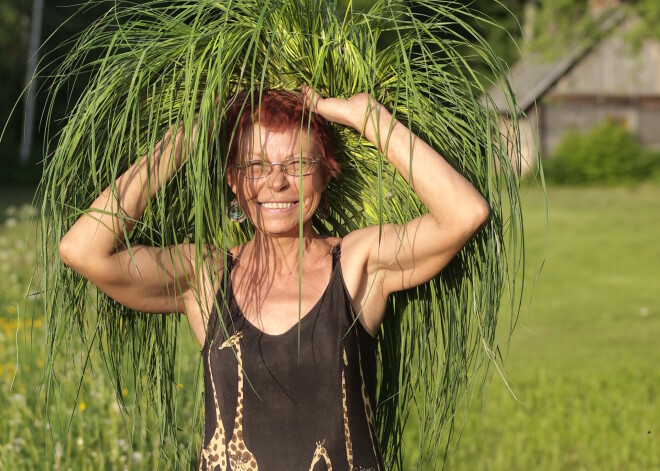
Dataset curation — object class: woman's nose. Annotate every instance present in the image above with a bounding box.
[265,163,289,190]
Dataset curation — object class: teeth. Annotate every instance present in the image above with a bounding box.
[261,202,295,209]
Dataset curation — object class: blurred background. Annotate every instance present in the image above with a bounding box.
[1,0,659,469]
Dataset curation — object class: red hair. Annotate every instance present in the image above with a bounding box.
[224,89,340,182]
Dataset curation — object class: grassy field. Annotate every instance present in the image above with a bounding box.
[443,185,660,470]
[1,185,659,469]
[0,188,192,470]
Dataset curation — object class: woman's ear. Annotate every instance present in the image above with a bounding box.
[322,170,331,189]
[227,165,237,194]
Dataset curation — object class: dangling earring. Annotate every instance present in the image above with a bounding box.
[227,199,245,223]
[315,195,331,220]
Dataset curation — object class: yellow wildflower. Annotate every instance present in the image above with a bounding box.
[79,402,87,412]
[122,388,128,396]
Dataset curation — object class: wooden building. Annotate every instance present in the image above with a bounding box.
[490,6,660,173]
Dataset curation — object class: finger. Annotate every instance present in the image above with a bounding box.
[301,86,322,113]
[301,86,313,108]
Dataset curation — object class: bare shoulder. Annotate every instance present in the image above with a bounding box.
[338,226,385,293]
[178,243,226,294]
[335,227,388,336]
[339,226,380,272]
[180,243,227,346]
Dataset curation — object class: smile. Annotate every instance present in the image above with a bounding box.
[259,202,298,209]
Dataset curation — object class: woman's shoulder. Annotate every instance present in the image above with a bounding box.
[336,228,377,264]
[319,234,342,252]
[227,241,249,262]
[179,244,229,346]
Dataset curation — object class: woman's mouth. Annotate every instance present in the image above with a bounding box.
[259,201,298,210]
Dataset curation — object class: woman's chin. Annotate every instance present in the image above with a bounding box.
[251,216,315,239]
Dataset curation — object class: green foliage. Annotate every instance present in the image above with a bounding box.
[529,0,660,57]
[449,369,660,470]
[0,0,30,138]
[0,142,44,185]
[37,0,525,468]
[626,0,660,45]
[468,0,525,69]
[531,0,599,56]
[543,121,660,185]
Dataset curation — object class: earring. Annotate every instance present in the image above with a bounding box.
[315,196,331,220]
[227,199,245,223]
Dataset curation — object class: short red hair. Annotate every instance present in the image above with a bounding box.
[224,89,340,182]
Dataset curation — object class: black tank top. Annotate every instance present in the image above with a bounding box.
[199,244,384,471]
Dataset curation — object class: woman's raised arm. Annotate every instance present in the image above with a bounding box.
[59,122,219,326]
[303,88,490,335]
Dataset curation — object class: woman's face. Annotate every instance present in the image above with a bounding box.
[228,125,326,237]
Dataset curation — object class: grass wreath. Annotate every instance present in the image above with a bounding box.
[38,0,526,468]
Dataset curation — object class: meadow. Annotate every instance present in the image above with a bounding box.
[444,185,660,470]
[1,185,658,470]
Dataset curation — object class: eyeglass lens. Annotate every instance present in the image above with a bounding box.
[240,158,316,178]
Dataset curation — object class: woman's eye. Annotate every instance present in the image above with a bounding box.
[246,162,268,175]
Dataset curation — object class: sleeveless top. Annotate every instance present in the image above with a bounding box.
[198,244,385,471]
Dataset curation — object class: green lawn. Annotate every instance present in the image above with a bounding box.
[507,185,660,374]
[2,185,659,469]
[444,185,660,470]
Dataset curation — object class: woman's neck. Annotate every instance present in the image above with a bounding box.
[242,228,327,276]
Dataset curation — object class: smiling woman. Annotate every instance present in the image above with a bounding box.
[41,0,525,469]
[59,85,488,469]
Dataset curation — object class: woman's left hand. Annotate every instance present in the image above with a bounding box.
[301,86,388,133]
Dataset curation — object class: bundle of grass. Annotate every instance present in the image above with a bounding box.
[38,0,525,468]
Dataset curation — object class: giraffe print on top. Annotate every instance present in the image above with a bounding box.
[199,244,384,471]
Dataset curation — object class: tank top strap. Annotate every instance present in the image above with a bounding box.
[226,250,236,272]
[331,241,341,269]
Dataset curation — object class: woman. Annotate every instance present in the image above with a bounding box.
[58,87,489,470]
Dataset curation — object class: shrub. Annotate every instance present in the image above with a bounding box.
[543,121,660,185]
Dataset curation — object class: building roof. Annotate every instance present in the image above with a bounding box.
[489,10,626,116]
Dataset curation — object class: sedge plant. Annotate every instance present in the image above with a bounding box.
[36,0,526,468]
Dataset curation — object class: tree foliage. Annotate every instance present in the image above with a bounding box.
[529,0,660,56]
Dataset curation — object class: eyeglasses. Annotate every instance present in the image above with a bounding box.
[234,157,320,179]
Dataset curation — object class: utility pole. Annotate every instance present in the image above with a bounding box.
[20,0,44,165]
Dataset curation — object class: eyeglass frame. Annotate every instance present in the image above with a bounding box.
[233,156,321,179]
